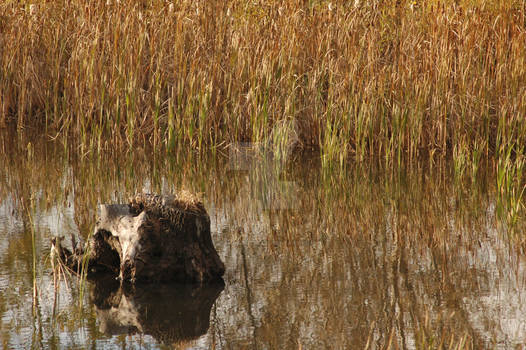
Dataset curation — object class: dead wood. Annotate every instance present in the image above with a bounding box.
[51,193,225,284]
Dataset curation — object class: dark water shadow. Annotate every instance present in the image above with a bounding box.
[89,276,224,345]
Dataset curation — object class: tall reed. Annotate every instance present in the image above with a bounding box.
[22,142,39,311]
[1,0,525,172]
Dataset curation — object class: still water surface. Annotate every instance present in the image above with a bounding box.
[1,134,526,349]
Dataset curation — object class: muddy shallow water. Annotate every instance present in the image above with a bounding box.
[1,134,526,349]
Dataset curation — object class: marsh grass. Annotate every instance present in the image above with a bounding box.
[49,238,72,318]
[26,198,38,310]
[2,0,526,230]
[0,0,525,169]
[23,143,40,311]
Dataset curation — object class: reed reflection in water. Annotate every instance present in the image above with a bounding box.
[0,133,525,349]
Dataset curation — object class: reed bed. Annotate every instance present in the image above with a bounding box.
[0,0,524,161]
[2,0,525,233]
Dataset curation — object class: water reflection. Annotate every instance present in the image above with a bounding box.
[90,277,224,346]
[1,131,526,349]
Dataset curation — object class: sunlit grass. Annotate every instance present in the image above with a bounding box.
[1,0,525,230]
[1,0,525,168]
[1,0,526,346]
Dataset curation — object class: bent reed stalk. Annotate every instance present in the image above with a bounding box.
[1,0,525,169]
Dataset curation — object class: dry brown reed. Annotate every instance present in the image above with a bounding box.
[0,0,525,169]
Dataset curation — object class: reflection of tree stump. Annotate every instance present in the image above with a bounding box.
[91,276,224,344]
[53,193,225,284]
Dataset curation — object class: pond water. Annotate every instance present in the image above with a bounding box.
[1,132,526,349]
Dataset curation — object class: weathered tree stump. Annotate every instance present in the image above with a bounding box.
[52,193,225,284]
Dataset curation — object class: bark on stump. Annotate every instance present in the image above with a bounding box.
[54,193,225,284]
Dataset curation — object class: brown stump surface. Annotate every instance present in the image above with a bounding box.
[53,193,225,284]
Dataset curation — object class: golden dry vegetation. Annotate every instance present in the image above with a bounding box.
[1,0,525,170]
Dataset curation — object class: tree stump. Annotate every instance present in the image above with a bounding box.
[53,193,225,284]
